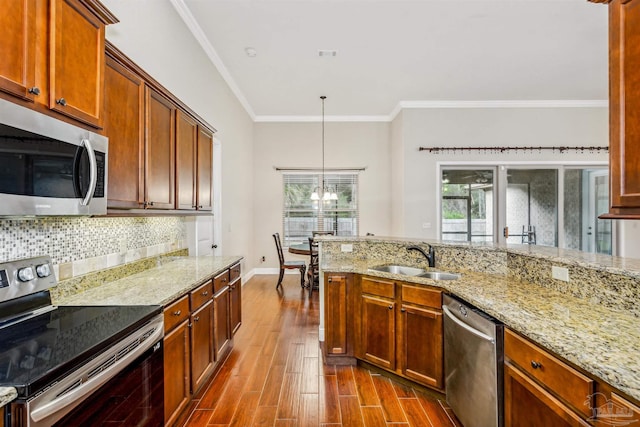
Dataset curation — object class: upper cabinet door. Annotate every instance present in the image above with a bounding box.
[49,0,105,127]
[0,0,37,101]
[176,110,198,210]
[197,127,213,211]
[104,56,144,209]
[606,0,640,218]
[145,87,176,209]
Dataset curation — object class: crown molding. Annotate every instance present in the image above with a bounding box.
[170,0,256,121]
[254,115,390,123]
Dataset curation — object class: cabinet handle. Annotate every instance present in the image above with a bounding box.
[56,97,67,106]
[388,305,393,310]
[531,361,542,369]
[28,87,40,95]
[173,310,181,316]
[194,316,200,322]
[201,291,208,296]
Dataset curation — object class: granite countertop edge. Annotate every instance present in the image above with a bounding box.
[0,387,17,409]
[54,256,244,307]
[321,259,640,403]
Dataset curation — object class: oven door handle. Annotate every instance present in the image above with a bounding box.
[30,324,163,424]
[443,305,495,344]
[80,138,97,206]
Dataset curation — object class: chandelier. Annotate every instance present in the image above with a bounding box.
[310,96,338,202]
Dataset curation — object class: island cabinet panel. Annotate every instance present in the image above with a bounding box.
[49,0,105,127]
[229,264,242,335]
[145,88,176,209]
[324,274,352,356]
[103,55,144,209]
[163,316,190,427]
[604,0,640,217]
[0,0,37,101]
[175,110,198,210]
[397,284,443,390]
[213,285,231,359]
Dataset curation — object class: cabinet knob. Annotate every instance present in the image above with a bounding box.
[388,305,393,310]
[173,310,181,316]
[194,316,200,322]
[198,205,203,209]
[401,308,406,313]
[328,277,332,283]
[56,97,67,106]
[202,291,208,296]
[28,87,40,95]
[531,361,542,369]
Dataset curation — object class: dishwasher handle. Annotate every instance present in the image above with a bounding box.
[443,305,495,344]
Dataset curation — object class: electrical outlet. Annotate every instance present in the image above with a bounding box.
[261,256,265,262]
[551,266,569,282]
[341,244,353,253]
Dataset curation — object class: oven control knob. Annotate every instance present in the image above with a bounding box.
[17,267,35,282]
[36,264,51,278]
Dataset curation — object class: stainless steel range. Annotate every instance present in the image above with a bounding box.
[0,256,164,427]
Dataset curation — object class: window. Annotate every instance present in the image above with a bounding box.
[283,172,358,247]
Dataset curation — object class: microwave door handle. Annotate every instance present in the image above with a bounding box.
[80,139,97,206]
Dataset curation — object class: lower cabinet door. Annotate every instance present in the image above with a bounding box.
[214,287,231,359]
[164,320,191,426]
[229,279,242,335]
[400,304,443,389]
[361,294,395,370]
[504,363,591,427]
[190,300,214,393]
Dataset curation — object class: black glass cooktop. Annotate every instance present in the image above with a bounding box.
[0,305,161,397]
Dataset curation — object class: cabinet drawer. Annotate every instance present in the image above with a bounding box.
[214,270,230,293]
[230,263,241,282]
[164,295,190,332]
[505,329,594,417]
[190,280,213,309]
[401,284,441,309]
[362,276,395,299]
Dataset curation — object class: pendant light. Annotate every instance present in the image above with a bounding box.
[310,96,338,202]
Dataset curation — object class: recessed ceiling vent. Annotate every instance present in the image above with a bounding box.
[318,50,337,57]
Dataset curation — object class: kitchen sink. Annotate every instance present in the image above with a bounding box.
[368,264,460,280]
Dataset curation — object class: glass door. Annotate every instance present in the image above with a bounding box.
[503,169,558,246]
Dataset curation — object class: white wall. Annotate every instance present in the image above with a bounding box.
[393,107,610,239]
[101,0,255,270]
[252,121,391,269]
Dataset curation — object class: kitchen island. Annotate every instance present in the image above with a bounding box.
[318,236,640,411]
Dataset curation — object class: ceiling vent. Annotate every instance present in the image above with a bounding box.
[318,50,337,57]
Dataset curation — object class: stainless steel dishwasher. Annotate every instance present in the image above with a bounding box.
[443,294,504,427]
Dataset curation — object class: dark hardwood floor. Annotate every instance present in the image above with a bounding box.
[182,274,461,427]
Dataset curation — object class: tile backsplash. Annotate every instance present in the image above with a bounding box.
[0,216,187,280]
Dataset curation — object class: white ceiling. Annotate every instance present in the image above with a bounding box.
[172,0,609,121]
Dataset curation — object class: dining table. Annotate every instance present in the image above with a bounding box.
[288,242,315,256]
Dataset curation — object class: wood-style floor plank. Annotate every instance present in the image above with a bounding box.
[182,275,458,427]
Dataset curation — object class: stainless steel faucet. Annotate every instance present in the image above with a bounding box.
[407,244,435,267]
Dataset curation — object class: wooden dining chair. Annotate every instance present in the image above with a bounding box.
[307,237,320,296]
[272,233,306,289]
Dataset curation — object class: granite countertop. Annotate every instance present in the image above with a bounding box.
[0,387,17,409]
[55,256,243,307]
[321,258,640,402]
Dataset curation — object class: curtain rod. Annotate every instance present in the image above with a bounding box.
[274,166,367,171]
[418,146,608,154]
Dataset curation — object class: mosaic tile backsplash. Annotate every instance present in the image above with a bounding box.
[0,216,187,280]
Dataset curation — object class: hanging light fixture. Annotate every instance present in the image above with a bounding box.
[311,96,338,202]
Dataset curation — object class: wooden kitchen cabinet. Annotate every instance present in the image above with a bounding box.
[504,328,594,426]
[213,270,231,358]
[189,280,214,393]
[0,0,117,127]
[103,54,144,209]
[0,0,37,101]
[145,87,176,209]
[398,284,443,389]
[176,112,213,211]
[163,296,191,427]
[595,0,640,218]
[229,263,242,335]
[196,127,213,211]
[359,276,396,370]
[324,273,353,357]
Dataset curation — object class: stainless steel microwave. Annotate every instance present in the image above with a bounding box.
[0,98,108,216]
